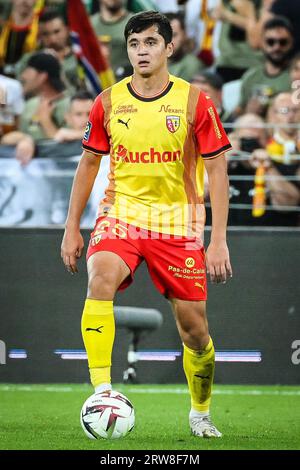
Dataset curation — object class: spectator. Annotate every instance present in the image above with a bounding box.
[0,0,42,77]
[50,91,94,225]
[15,10,82,91]
[252,0,300,53]
[227,113,272,225]
[54,91,94,142]
[0,74,24,137]
[91,0,134,80]
[1,52,69,165]
[163,12,204,81]
[213,0,263,83]
[269,0,300,54]
[20,52,68,138]
[250,92,300,225]
[191,71,235,122]
[238,16,293,117]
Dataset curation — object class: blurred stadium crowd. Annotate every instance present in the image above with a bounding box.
[0,0,299,227]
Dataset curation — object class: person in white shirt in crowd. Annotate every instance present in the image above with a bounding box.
[0,74,24,138]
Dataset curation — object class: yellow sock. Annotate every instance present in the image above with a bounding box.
[183,337,215,412]
[81,299,115,388]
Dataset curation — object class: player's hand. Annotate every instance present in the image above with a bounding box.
[61,229,84,274]
[206,240,232,284]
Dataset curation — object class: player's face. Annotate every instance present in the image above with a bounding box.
[39,19,69,51]
[127,26,173,78]
[67,99,93,131]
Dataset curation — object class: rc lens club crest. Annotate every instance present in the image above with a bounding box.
[166,115,180,133]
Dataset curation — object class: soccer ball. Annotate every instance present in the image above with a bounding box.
[80,390,135,439]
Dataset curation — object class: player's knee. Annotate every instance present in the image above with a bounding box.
[181,323,209,350]
[87,272,118,300]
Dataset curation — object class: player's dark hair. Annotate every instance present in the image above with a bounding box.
[39,9,66,25]
[124,11,173,46]
[263,16,294,36]
[164,12,185,32]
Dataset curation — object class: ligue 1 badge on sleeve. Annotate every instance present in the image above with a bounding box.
[83,121,92,141]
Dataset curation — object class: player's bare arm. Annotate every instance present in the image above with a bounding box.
[61,150,101,274]
[204,155,232,284]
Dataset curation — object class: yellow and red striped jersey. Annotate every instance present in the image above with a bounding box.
[82,74,231,236]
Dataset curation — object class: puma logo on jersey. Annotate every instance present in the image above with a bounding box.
[118,118,130,129]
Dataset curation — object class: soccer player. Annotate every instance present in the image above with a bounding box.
[61,11,232,438]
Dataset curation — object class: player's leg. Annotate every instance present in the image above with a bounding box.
[170,298,221,438]
[81,251,130,393]
[141,234,220,436]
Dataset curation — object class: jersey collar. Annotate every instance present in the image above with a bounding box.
[127,80,174,102]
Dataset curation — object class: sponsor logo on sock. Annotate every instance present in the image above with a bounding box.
[86,326,103,333]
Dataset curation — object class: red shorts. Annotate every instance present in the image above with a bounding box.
[86,217,207,301]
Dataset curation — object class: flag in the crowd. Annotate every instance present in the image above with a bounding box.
[66,0,115,94]
[197,0,216,67]
[252,165,266,217]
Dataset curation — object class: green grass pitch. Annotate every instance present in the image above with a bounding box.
[0,384,299,450]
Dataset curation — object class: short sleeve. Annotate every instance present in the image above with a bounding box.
[82,94,110,155]
[194,92,232,159]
